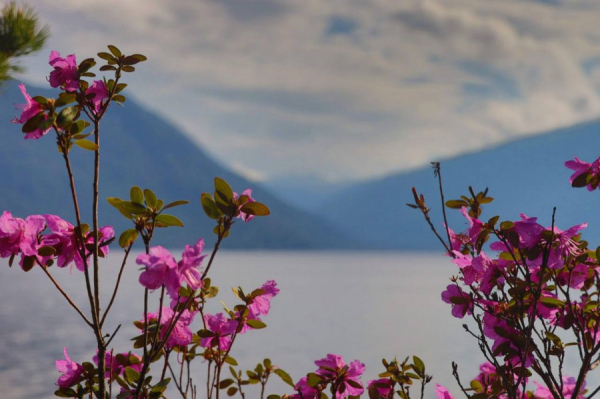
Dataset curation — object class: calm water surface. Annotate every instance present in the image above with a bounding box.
[0,251,558,398]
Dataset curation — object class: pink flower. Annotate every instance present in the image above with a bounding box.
[200,313,236,351]
[441,284,472,318]
[12,84,50,140]
[234,188,255,222]
[44,215,114,271]
[248,280,279,318]
[49,51,79,92]
[0,211,49,269]
[178,238,206,290]
[368,378,394,398]
[293,377,319,399]
[315,354,365,398]
[55,347,84,389]
[460,207,483,244]
[534,376,585,399]
[137,240,206,301]
[435,384,455,399]
[565,156,600,191]
[86,80,109,112]
[143,307,196,349]
[93,351,142,380]
[137,246,179,292]
[0,211,25,258]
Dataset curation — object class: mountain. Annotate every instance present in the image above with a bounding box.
[262,174,352,212]
[317,120,600,250]
[0,80,358,250]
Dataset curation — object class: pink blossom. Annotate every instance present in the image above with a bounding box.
[12,84,50,139]
[200,313,236,351]
[534,376,585,399]
[86,80,109,112]
[248,280,279,318]
[565,156,600,191]
[138,240,206,301]
[93,351,142,380]
[55,347,84,389]
[435,384,455,399]
[460,207,483,244]
[0,211,48,268]
[441,284,472,318]
[137,246,179,292]
[315,354,365,398]
[368,378,394,398]
[44,215,114,271]
[49,51,79,92]
[178,238,206,290]
[234,188,255,222]
[291,377,319,399]
[143,307,196,349]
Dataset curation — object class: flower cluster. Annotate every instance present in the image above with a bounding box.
[290,354,365,399]
[565,156,600,190]
[0,211,113,271]
[12,50,109,141]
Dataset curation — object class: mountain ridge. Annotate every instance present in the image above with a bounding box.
[0,80,359,250]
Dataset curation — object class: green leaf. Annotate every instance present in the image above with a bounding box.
[70,120,89,136]
[113,94,126,103]
[445,200,468,209]
[130,186,144,204]
[201,193,222,220]
[411,356,425,375]
[98,52,115,61]
[32,95,48,105]
[214,177,234,203]
[108,45,122,57]
[267,396,282,399]
[38,246,56,256]
[196,329,214,338]
[21,112,45,133]
[226,387,238,396]
[274,369,294,387]
[240,202,270,216]
[56,106,79,128]
[74,139,98,151]
[470,380,483,393]
[224,356,238,366]
[540,297,565,309]
[119,229,138,248]
[99,65,116,71]
[307,373,322,388]
[124,367,140,385]
[572,172,591,188]
[154,214,184,228]
[219,379,234,389]
[54,388,77,397]
[144,189,158,208]
[55,93,77,107]
[122,65,136,73]
[115,83,128,93]
[161,200,189,211]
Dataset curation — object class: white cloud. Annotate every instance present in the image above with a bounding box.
[15,0,600,182]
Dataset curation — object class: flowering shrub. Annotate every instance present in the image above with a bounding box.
[407,160,600,399]
[8,42,600,399]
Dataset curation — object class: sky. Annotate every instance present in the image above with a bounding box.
[14,0,600,183]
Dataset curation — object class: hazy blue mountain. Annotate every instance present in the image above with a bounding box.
[262,174,352,212]
[0,80,357,250]
[317,120,600,250]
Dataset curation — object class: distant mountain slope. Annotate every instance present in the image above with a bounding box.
[0,80,357,249]
[318,120,600,250]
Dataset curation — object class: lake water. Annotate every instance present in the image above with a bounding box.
[0,251,552,398]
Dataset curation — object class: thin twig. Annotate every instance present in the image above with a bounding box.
[100,243,133,327]
[38,264,93,327]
